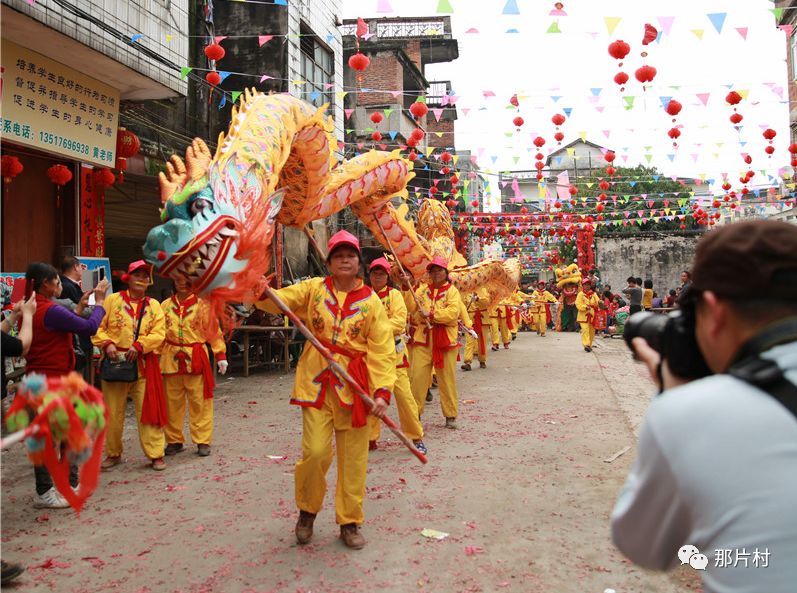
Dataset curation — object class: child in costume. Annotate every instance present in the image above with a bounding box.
[529,280,557,337]
[161,276,228,458]
[92,261,167,471]
[404,256,462,429]
[254,231,396,550]
[366,257,426,455]
[576,278,600,352]
[462,287,490,370]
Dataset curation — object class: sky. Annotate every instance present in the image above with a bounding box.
[341,0,792,199]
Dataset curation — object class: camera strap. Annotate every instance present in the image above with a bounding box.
[726,318,797,420]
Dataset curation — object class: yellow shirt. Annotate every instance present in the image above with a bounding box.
[160,294,227,375]
[404,282,462,346]
[576,291,600,323]
[465,287,490,313]
[255,277,396,407]
[530,290,557,314]
[642,288,654,309]
[375,286,409,368]
[92,291,165,355]
[458,295,473,330]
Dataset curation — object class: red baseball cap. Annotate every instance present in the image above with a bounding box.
[582,278,592,285]
[537,280,546,286]
[327,230,360,255]
[369,257,391,273]
[122,260,151,283]
[426,256,449,272]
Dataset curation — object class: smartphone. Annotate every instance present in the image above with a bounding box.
[99,267,105,282]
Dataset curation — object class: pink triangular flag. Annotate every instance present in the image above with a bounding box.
[595,106,605,113]
[465,28,480,33]
[779,24,793,36]
[461,108,471,116]
[735,27,748,40]
[696,93,710,106]
[376,0,393,13]
[258,35,274,46]
[656,16,675,36]
[344,109,354,119]
[482,90,496,98]
[260,75,273,82]
[432,108,444,122]
[602,130,611,138]
[215,35,227,44]
[389,91,402,98]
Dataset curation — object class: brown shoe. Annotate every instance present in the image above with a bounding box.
[164,443,184,456]
[197,444,211,457]
[151,458,166,471]
[295,511,316,545]
[445,417,458,429]
[479,362,486,369]
[100,456,121,471]
[340,523,366,549]
[460,363,471,371]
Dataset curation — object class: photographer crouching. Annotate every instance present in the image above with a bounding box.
[611,220,797,592]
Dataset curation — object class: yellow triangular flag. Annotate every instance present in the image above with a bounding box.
[566,148,576,156]
[738,89,750,100]
[579,130,587,141]
[336,91,348,100]
[690,29,704,39]
[166,34,173,42]
[453,155,459,165]
[435,132,443,138]
[426,147,435,157]
[604,16,622,35]
[292,80,307,85]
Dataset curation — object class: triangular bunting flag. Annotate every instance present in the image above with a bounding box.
[502,0,520,15]
[691,29,704,40]
[231,91,242,104]
[696,92,710,106]
[179,66,192,80]
[344,109,354,119]
[546,21,561,34]
[604,16,621,35]
[437,0,453,13]
[707,13,726,34]
[258,35,274,46]
[657,16,675,35]
[736,27,748,40]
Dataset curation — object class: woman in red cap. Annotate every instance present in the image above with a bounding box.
[576,278,600,352]
[92,260,167,470]
[254,230,396,549]
[404,256,462,429]
[366,257,426,454]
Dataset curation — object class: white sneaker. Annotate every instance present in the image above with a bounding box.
[32,487,70,509]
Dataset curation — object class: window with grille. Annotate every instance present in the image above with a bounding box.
[300,25,334,109]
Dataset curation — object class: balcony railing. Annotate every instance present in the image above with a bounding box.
[340,20,447,39]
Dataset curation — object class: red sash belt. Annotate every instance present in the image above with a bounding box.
[505,306,515,331]
[431,325,453,370]
[140,352,167,427]
[473,311,486,356]
[166,340,215,399]
[316,338,369,428]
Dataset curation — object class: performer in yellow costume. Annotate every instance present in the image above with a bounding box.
[92,261,167,471]
[366,257,426,455]
[161,276,227,457]
[576,278,600,352]
[404,256,462,429]
[508,289,528,340]
[462,287,490,370]
[530,280,558,337]
[495,295,514,348]
[254,230,395,550]
[488,296,501,351]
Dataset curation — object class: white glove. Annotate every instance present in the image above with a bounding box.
[217,360,228,375]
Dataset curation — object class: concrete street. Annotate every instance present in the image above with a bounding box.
[1,331,702,593]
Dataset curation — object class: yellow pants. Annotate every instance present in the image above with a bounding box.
[295,396,369,525]
[463,331,487,363]
[164,374,213,445]
[102,378,166,460]
[534,312,547,336]
[409,345,458,419]
[580,322,595,348]
[490,317,500,346]
[370,365,423,442]
[498,318,511,345]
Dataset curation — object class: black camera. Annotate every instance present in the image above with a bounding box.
[623,305,712,380]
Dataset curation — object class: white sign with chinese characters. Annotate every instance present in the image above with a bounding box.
[1,40,120,167]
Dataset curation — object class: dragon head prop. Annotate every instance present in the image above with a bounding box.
[555,263,582,297]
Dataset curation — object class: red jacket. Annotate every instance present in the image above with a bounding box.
[25,295,74,377]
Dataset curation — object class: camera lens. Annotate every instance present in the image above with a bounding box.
[623,311,669,355]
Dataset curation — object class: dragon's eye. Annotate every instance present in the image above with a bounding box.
[190,198,211,217]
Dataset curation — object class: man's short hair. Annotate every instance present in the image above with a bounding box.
[61,255,80,274]
[682,270,691,279]
[691,220,797,301]
[627,276,636,284]
[635,277,643,285]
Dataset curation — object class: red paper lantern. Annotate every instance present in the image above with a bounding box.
[608,40,631,61]
[743,155,753,164]
[509,94,519,107]
[606,166,616,176]
[765,145,775,155]
[668,127,681,139]
[721,181,732,191]
[407,151,418,161]
[204,43,225,61]
[513,116,525,128]
[596,203,605,212]
[410,101,429,119]
[763,128,777,141]
[370,112,384,124]
[613,72,629,86]
[47,164,72,186]
[1,155,23,184]
[554,201,562,209]
[371,131,382,141]
[534,161,545,170]
[440,151,453,163]
[441,166,450,175]
[554,132,564,142]
[429,186,438,195]
[725,91,742,105]
[635,65,657,83]
[729,113,743,125]
[92,167,115,189]
[206,71,221,86]
[789,143,797,154]
[115,128,140,184]
[551,114,566,126]
[471,200,479,208]
[604,151,616,163]
[533,136,546,148]
[598,180,610,190]
[450,175,459,185]
[568,185,578,195]
[446,199,457,208]
[348,52,370,71]
[665,99,682,117]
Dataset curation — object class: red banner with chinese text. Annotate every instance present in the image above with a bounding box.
[79,165,105,257]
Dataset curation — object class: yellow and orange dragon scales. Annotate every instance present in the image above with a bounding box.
[143,91,518,315]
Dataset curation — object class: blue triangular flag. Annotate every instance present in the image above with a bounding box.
[667,154,675,162]
[310,91,321,101]
[131,34,144,42]
[707,12,726,34]
[660,96,672,109]
[652,175,660,181]
[388,131,398,140]
[218,71,232,83]
[218,95,227,109]
[563,107,572,117]
[506,28,519,33]
[274,0,287,5]
[502,0,520,14]
[591,88,602,96]
[551,95,561,102]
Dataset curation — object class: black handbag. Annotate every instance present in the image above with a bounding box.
[100,300,147,383]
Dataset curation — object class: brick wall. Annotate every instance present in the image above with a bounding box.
[357,51,403,106]
[427,118,454,149]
